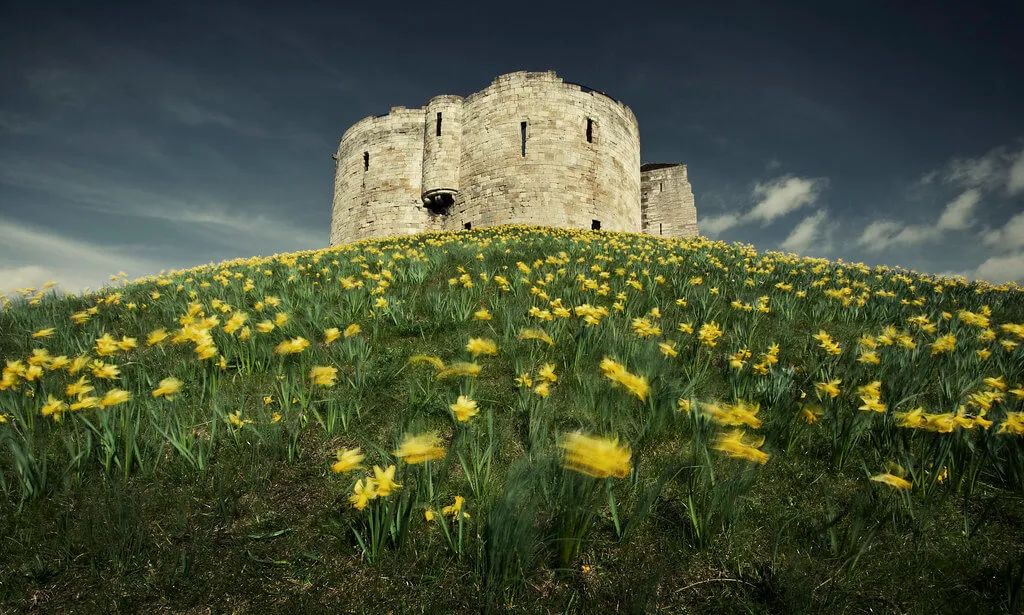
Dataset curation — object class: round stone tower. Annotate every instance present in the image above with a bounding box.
[421,95,463,217]
[329,71,692,245]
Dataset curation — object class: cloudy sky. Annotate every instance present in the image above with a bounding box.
[1,1,1023,293]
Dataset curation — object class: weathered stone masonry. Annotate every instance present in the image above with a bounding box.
[329,71,698,245]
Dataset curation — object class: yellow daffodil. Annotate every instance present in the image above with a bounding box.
[560,432,632,479]
[152,377,183,399]
[394,432,446,464]
[450,395,479,422]
[466,337,498,357]
[712,429,770,464]
[371,464,401,496]
[310,366,338,387]
[331,447,365,473]
[274,337,310,355]
[599,357,649,401]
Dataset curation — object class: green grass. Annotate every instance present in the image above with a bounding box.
[1,225,1023,613]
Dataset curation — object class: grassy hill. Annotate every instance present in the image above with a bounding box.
[1,225,1023,613]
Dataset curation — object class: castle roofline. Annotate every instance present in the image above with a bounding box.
[641,162,686,171]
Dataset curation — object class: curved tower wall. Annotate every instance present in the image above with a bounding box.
[329,107,426,245]
[457,71,640,232]
[421,95,464,205]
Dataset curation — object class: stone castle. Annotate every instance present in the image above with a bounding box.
[329,71,698,245]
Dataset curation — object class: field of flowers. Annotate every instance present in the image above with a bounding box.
[1,225,1023,612]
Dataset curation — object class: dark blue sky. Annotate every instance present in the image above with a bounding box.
[2,0,1023,292]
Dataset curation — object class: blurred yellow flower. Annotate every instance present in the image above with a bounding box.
[599,357,649,401]
[152,377,183,399]
[436,361,481,379]
[331,447,365,473]
[560,432,632,479]
[394,432,446,464]
[147,328,169,346]
[99,389,131,408]
[870,472,912,490]
[450,395,479,422]
[815,379,841,399]
[310,366,338,387]
[537,363,557,383]
[466,337,498,357]
[712,429,769,464]
[40,395,67,421]
[518,328,554,345]
[323,327,341,345]
[275,337,310,355]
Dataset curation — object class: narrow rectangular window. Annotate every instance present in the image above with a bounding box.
[520,121,527,157]
[586,118,593,143]
[436,112,442,136]
[659,182,663,192]
[659,223,663,235]
[363,151,369,172]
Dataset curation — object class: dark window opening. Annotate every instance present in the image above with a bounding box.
[520,121,527,157]
[591,219,601,231]
[659,223,663,235]
[659,182,663,192]
[424,192,455,215]
[436,112,442,136]
[463,222,472,230]
[363,151,369,172]
[586,118,593,143]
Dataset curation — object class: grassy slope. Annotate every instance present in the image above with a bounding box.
[1,225,1023,614]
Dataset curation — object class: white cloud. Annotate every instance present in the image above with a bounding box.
[929,142,1024,195]
[858,220,903,248]
[1008,149,1024,196]
[700,174,827,237]
[973,251,1024,283]
[856,219,943,251]
[748,176,826,224]
[780,210,827,253]
[700,213,742,236]
[936,188,981,231]
[982,211,1024,252]
[0,265,63,294]
[857,186,985,252]
[0,217,168,294]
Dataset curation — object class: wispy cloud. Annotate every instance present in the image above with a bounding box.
[780,209,829,254]
[858,142,1024,252]
[748,176,826,225]
[982,211,1024,252]
[701,174,827,236]
[0,216,169,293]
[972,251,1024,283]
[0,158,324,253]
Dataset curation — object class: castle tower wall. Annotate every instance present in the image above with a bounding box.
[329,107,426,245]
[421,95,464,208]
[640,163,698,238]
[456,71,640,232]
